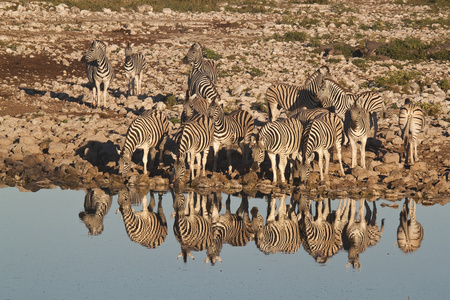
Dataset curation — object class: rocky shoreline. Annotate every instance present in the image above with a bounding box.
[0,1,449,204]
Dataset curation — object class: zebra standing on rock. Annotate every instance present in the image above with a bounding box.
[118,109,171,177]
[251,194,301,255]
[116,187,168,249]
[173,114,214,184]
[183,42,219,100]
[124,42,147,97]
[252,118,303,184]
[399,98,425,165]
[345,102,371,169]
[299,112,345,183]
[208,99,255,174]
[266,65,330,122]
[171,190,212,262]
[83,40,115,109]
[355,91,385,139]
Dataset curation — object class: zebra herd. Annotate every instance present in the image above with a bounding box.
[81,41,427,185]
[81,187,424,268]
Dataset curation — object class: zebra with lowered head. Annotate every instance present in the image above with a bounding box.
[266,65,330,121]
[124,42,147,97]
[252,117,304,184]
[345,102,371,169]
[118,109,171,177]
[83,40,115,109]
[78,188,112,236]
[299,112,345,183]
[398,98,426,165]
[208,99,255,174]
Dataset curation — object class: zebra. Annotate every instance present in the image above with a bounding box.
[396,198,424,253]
[183,42,219,101]
[345,102,371,169]
[315,78,355,121]
[299,112,345,183]
[266,65,330,122]
[344,199,385,270]
[251,193,301,255]
[83,40,115,109]
[170,189,212,262]
[181,91,209,124]
[85,39,106,86]
[116,187,168,249]
[118,109,171,177]
[252,117,304,184]
[78,188,112,236]
[183,41,218,85]
[287,107,330,126]
[124,42,147,97]
[398,98,426,165]
[173,114,214,185]
[205,193,254,265]
[208,99,255,174]
[354,91,386,139]
[299,196,350,263]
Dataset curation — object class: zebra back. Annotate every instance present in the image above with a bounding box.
[287,107,329,125]
[117,188,168,249]
[355,91,385,115]
[399,100,425,145]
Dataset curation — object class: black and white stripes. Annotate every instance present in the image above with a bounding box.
[124,42,147,97]
[399,98,425,165]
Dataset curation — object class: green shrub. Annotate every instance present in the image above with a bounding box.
[272,31,308,42]
[203,47,222,60]
[352,58,368,70]
[416,101,442,117]
[377,37,450,61]
[163,94,177,108]
[374,70,423,92]
[251,101,267,112]
[248,67,264,77]
[169,117,180,125]
[438,78,449,92]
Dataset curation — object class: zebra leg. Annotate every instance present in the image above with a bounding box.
[92,84,98,108]
[94,81,101,108]
[413,139,419,163]
[323,149,330,178]
[142,147,149,175]
[102,80,110,109]
[335,142,345,176]
[278,154,287,183]
[149,148,157,171]
[360,137,367,169]
[201,147,210,177]
[212,141,220,172]
[317,149,324,181]
[268,152,278,183]
[136,74,141,95]
[227,147,233,175]
[350,138,357,169]
[158,135,168,166]
[188,152,196,181]
[372,113,378,139]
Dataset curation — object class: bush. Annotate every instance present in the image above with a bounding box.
[416,101,442,117]
[374,70,422,91]
[163,94,177,108]
[272,31,308,42]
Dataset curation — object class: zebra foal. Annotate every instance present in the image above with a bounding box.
[83,40,115,109]
[124,42,147,97]
[252,118,303,184]
[299,112,345,183]
[266,65,330,121]
[118,109,171,177]
[398,98,425,165]
[208,100,255,174]
[345,103,371,169]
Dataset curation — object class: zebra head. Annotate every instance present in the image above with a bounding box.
[125,42,134,58]
[250,206,264,236]
[316,80,332,109]
[207,99,223,120]
[83,40,106,63]
[118,150,132,177]
[251,140,265,170]
[346,247,362,271]
[173,155,187,186]
[298,160,312,184]
[78,212,104,236]
[183,42,203,65]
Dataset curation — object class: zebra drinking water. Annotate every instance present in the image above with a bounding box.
[118,109,171,177]
[83,40,115,109]
[124,42,147,97]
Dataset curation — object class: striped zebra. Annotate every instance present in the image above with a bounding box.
[78,188,112,236]
[399,98,426,165]
[205,193,254,265]
[252,118,304,184]
[396,198,424,253]
[266,65,330,122]
[83,40,115,109]
[315,78,355,121]
[170,190,212,262]
[354,91,385,139]
[124,42,147,97]
[344,199,385,270]
[181,91,209,124]
[287,107,330,126]
[173,114,214,185]
[184,42,219,101]
[251,193,301,255]
[183,42,218,85]
[116,187,168,249]
[118,109,171,177]
[299,197,350,263]
[208,99,255,174]
[299,112,345,183]
[345,102,371,169]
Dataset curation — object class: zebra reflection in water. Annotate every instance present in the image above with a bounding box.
[79,188,112,236]
[396,198,424,253]
[344,199,385,270]
[116,187,168,249]
[298,196,349,263]
[206,193,254,265]
[251,193,301,255]
[171,190,212,262]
